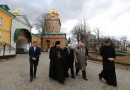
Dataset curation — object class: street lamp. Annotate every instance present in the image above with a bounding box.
[123,40,126,51]
[2,42,6,56]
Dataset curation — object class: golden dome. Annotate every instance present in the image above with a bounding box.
[51,9,56,14]
[47,11,51,15]
[55,10,59,15]
[51,9,59,15]
[13,9,19,16]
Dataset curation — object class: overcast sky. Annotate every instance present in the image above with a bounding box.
[1,0,130,40]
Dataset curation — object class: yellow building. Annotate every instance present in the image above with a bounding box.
[0,4,15,45]
[32,34,41,48]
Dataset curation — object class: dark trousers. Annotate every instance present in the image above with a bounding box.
[30,60,39,78]
[76,68,87,78]
[76,68,80,75]
[66,66,74,77]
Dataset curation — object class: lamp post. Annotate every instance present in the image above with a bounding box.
[3,42,6,56]
[123,40,126,51]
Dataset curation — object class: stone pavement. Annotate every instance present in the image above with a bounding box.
[0,52,130,90]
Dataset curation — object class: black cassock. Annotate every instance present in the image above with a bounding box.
[49,46,55,79]
[99,45,117,86]
[50,48,65,83]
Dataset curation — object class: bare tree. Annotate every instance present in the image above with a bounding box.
[93,27,102,50]
[34,13,46,33]
[34,13,46,50]
[71,24,81,43]
[71,19,90,45]
[120,36,128,51]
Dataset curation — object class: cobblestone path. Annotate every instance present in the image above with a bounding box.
[0,52,130,90]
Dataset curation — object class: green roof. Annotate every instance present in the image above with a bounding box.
[32,33,42,37]
[0,4,10,11]
[0,4,15,17]
[45,32,66,35]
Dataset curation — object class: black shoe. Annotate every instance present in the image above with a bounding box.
[76,73,78,76]
[83,77,88,81]
[34,76,36,79]
[71,76,75,79]
[59,81,64,84]
[65,75,69,78]
[30,78,33,82]
[99,74,102,81]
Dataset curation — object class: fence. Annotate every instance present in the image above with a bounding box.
[0,43,16,58]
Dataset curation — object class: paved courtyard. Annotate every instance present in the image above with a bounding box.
[0,52,130,90]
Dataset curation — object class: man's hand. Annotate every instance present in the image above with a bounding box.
[32,57,36,61]
[75,60,78,63]
[108,58,114,61]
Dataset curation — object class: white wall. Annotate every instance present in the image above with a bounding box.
[10,16,32,55]
[0,46,15,56]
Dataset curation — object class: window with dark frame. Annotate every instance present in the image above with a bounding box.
[0,36,2,43]
[0,18,2,25]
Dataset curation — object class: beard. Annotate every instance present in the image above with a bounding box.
[57,45,61,49]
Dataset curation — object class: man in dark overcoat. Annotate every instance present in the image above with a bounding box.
[63,44,75,78]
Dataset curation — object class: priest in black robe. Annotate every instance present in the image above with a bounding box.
[99,39,117,87]
[50,41,65,84]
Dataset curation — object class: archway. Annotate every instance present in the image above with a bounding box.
[14,28,31,54]
[46,40,50,49]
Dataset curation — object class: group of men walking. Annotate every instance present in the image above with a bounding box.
[28,39,117,87]
[49,41,89,84]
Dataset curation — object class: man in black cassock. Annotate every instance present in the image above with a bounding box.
[99,39,117,87]
[29,41,41,82]
[49,42,55,79]
[50,41,65,84]
[63,44,75,79]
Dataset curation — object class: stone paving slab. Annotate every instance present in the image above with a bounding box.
[0,52,130,90]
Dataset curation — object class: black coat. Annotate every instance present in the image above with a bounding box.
[29,46,41,61]
[100,45,117,86]
[49,46,55,78]
[49,46,55,59]
[50,48,65,83]
[100,45,116,70]
[63,48,74,68]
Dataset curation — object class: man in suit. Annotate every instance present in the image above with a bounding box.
[29,41,41,82]
[63,44,75,79]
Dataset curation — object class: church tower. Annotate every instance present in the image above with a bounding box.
[42,9,66,49]
[44,9,61,33]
